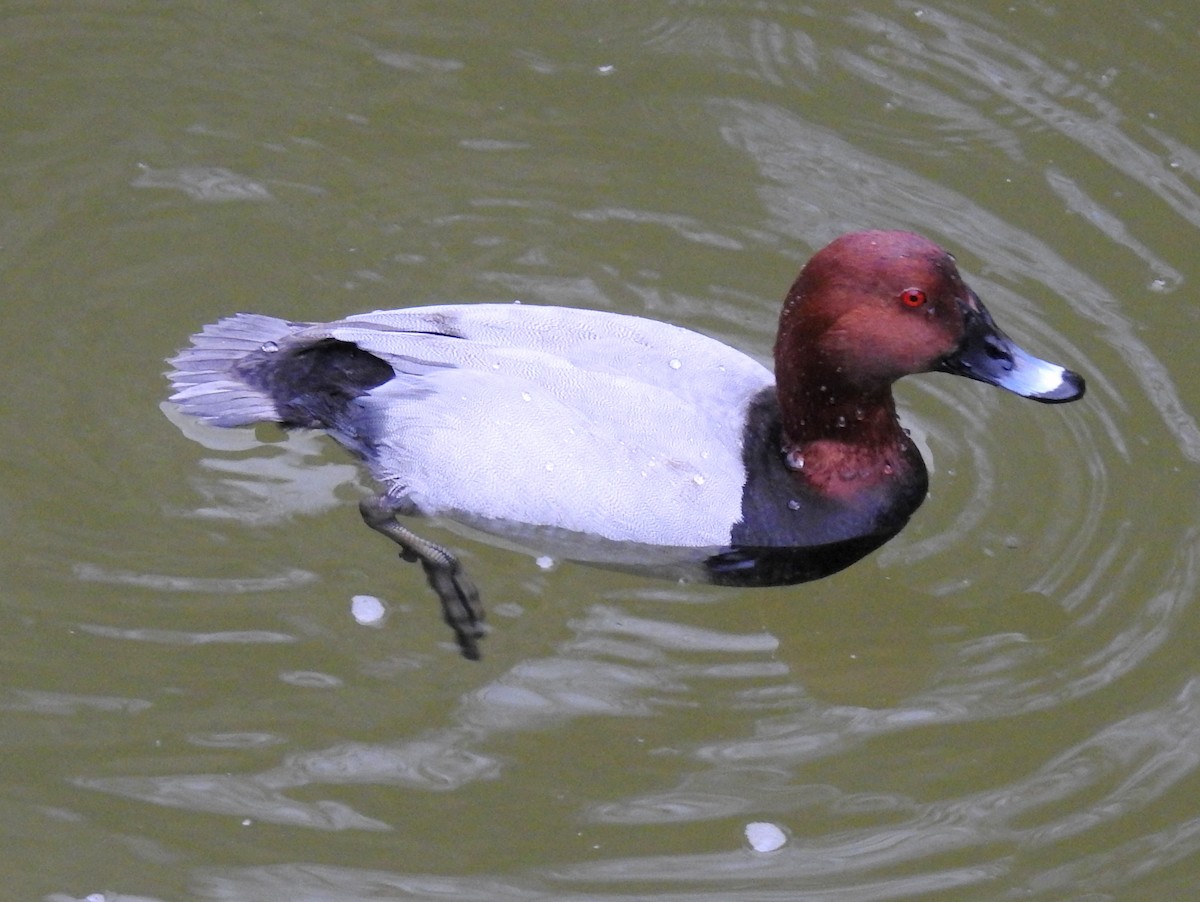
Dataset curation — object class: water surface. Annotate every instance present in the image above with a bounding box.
[4,2,1199,899]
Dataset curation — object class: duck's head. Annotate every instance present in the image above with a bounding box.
[773,230,1084,446]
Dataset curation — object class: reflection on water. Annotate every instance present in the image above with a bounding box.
[6,1,1200,900]
[76,608,781,825]
[131,164,273,202]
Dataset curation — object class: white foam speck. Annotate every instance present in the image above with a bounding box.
[351,594,387,626]
[745,821,787,852]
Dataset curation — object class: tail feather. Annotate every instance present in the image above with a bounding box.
[166,313,299,426]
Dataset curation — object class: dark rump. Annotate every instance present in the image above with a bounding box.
[235,338,395,429]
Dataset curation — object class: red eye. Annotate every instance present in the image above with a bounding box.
[899,287,927,308]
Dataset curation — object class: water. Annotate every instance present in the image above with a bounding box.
[4,2,1199,899]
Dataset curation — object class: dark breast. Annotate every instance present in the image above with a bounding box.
[710,389,929,587]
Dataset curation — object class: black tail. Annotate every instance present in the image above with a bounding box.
[166,314,299,426]
[167,313,395,433]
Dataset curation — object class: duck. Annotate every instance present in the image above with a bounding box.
[167,230,1085,659]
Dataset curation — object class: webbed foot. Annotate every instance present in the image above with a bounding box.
[359,495,485,660]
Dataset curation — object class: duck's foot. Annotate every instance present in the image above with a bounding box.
[359,495,485,660]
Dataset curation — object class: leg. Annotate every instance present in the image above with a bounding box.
[359,494,485,660]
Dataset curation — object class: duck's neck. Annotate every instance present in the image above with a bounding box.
[771,290,922,496]
[775,380,918,496]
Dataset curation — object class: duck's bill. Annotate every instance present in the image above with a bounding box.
[937,297,1086,403]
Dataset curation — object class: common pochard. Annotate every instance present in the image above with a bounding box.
[168,230,1084,658]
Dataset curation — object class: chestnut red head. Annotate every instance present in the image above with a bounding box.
[773,231,1085,420]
